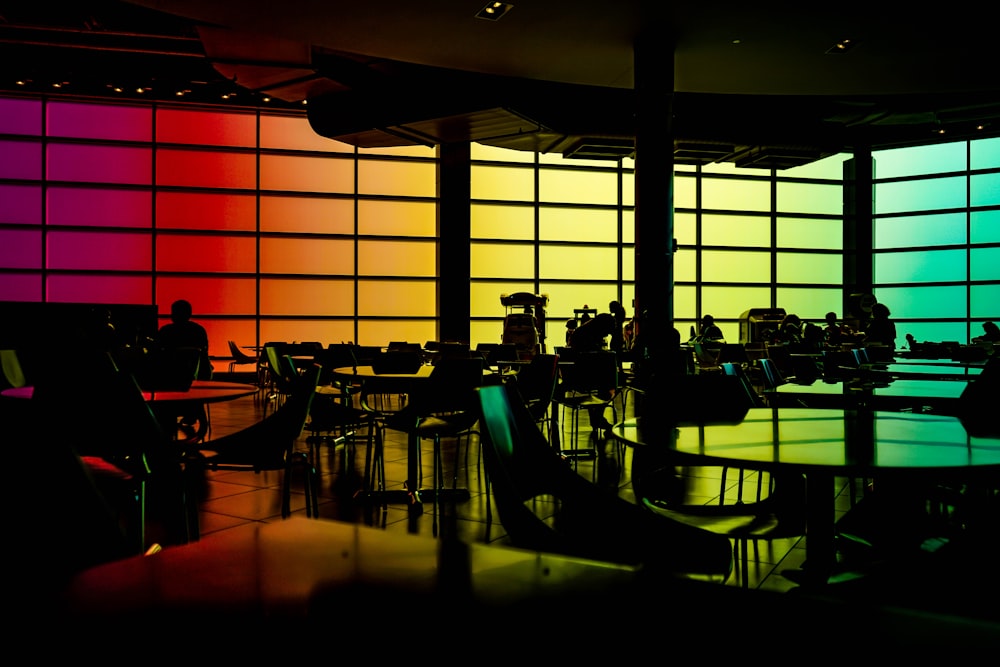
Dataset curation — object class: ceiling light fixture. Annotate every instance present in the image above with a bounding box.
[825,38,858,54]
[476,2,513,21]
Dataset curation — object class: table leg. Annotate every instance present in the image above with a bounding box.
[783,470,836,587]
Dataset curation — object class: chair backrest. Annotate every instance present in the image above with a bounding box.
[201,364,320,469]
[371,350,423,374]
[757,357,785,390]
[265,345,299,393]
[513,353,560,418]
[720,362,765,408]
[560,350,618,395]
[227,340,256,364]
[0,349,27,389]
[419,356,483,415]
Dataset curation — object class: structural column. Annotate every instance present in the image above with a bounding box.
[633,30,676,354]
[437,141,472,343]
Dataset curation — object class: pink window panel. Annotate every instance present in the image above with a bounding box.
[0,229,42,268]
[47,144,152,185]
[0,273,42,301]
[0,185,42,225]
[0,140,42,179]
[156,276,257,316]
[0,97,41,135]
[156,149,257,189]
[155,234,257,273]
[46,274,153,304]
[47,230,152,271]
[156,191,257,231]
[156,108,257,147]
[47,187,152,228]
[47,101,152,141]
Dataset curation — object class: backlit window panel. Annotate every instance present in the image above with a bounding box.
[156,108,257,147]
[46,274,152,304]
[260,114,352,152]
[259,277,354,315]
[0,97,41,135]
[157,192,257,231]
[261,196,355,234]
[358,200,436,236]
[540,245,617,280]
[702,214,770,247]
[358,280,436,317]
[875,176,967,214]
[156,235,257,273]
[357,239,435,277]
[539,207,618,243]
[0,229,41,268]
[47,231,151,271]
[47,101,152,141]
[357,159,436,197]
[0,273,42,301]
[156,149,256,189]
[156,277,256,316]
[470,242,535,278]
[539,168,618,205]
[260,153,355,193]
[0,184,42,225]
[47,144,152,184]
[47,187,152,228]
[777,181,843,215]
[875,212,968,249]
[260,237,354,275]
[0,139,42,179]
[470,203,534,240]
[702,176,771,212]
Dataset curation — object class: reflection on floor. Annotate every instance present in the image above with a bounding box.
[178,379,872,593]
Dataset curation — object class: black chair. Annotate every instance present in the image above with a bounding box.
[551,350,619,461]
[475,379,734,584]
[381,356,483,535]
[187,364,323,519]
[510,353,560,441]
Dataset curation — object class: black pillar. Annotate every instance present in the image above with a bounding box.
[843,149,874,326]
[633,30,675,351]
[437,142,472,343]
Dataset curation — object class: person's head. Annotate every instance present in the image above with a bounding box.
[701,314,715,327]
[825,311,837,325]
[984,321,999,336]
[170,299,193,324]
[609,300,624,316]
[872,302,890,319]
[592,312,617,334]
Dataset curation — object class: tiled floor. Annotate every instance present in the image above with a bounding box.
[184,376,872,593]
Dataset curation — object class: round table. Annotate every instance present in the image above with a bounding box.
[1,380,259,405]
[611,407,1000,586]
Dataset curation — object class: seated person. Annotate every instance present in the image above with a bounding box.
[972,320,1000,344]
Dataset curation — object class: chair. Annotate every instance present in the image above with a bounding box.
[381,356,483,535]
[34,350,197,552]
[510,352,560,442]
[630,371,807,588]
[551,350,619,461]
[226,340,260,376]
[187,364,323,519]
[263,345,300,416]
[475,380,734,583]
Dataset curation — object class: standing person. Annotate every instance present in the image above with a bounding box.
[608,300,628,353]
[562,312,618,433]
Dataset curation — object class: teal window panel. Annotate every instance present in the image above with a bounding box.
[875,176,967,215]
[971,210,1000,243]
[873,285,968,319]
[971,171,1000,207]
[971,284,1000,318]
[971,136,1000,170]
[874,212,968,249]
[971,247,1000,281]
[874,142,967,178]
[875,249,967,283]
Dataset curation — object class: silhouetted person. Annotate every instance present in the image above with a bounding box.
[608,300,628,353]
[155,299,213,431]
[973,320,1000,343]
[699,314,723,340]
[156,299,212,381]
[823,311,853,347]
[864,302,897,349]
[775,313,803,345]
[563,312,617,433]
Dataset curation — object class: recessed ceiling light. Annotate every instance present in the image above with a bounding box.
[476,2,513,21]
[825,38,858,54]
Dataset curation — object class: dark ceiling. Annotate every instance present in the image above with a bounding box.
[3,1,1000,168]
